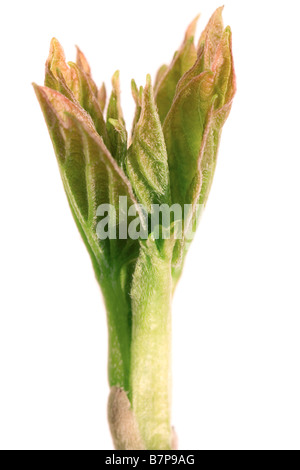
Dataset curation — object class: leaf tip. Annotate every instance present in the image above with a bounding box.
[46,37,67,75]
[184,14,200,41]
[131,78,138,101]
[76,45,91,75]
[32,82,45,100]
[112,70,120,88]
[146,73,152,87]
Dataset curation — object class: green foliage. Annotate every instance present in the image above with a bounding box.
[34,8,236,450]
[126,75,170,212]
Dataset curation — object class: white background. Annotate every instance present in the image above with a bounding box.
[0,0,300,450]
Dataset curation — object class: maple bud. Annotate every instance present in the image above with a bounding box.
[34,7,236,450]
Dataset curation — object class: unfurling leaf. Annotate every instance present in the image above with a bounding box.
[155,16,199,124]
[98,82,107,112]
[197,6,224,67]
[34,7,236,451]
[106,71,127,165]
[45,38,80,99]
[126,75,170,212]
[163,71,215,207]
[130,79,143,139]
[33,84,142,266]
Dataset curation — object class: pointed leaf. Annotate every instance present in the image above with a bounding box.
[212,26,236,108]
[173,8,225,104]
[108,118,127,168]
[155,16,199,124]
[67,61,109,147]
[98,82,107,112]
[33,83,103,266]
[197,6,224,67]
[197,27,236,207]
[130,79,143,140]
[76,46,98,95]
[106,71,127,163]
[70,116,144,260]
[44,39,109,147]
[45,38,79,94]
[126,75,170,212]
[45,38,80,101]
[163,71,215,207]
[165,21,236,274]
[33,85,144,265]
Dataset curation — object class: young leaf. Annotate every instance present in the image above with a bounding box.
[33,85,145,264]
[212,26,235,108]
[34,10,236,449]
[197,27,236,207]
[98,82,107,112]
[45,38,80,99]
[155,16,199,124]
[108,119,128,168]
[106,71,127,164]
[76,46,98,95]
[68,61,109,147]
[173,7,225,101]
[44,40,81,111]
[168,24,236,277]
[130,79,143,140]
[33,84,104,267]
[197,6,224,67]
[163,71,215,207]
[126,75,170,212]
[44,39,109,147]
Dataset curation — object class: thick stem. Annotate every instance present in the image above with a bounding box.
[129,246,173,450]
[105,243,173,450]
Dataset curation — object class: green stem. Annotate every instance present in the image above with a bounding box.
[129,246,173,450]
[104,244,173,450]
[101,274,132,392]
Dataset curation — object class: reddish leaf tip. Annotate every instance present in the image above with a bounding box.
[184,14,200,41]
[76,46,91,75]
